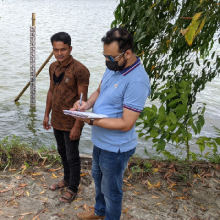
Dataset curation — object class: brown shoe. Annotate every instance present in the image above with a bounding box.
[49,180,69,191]
[59,189,77,203]
[77,210,105,219]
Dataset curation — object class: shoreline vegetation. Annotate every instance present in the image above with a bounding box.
[0,136,220,219]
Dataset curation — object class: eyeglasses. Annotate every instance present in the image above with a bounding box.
[103,52,125,62]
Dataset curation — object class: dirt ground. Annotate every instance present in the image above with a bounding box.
[0,155,220,220]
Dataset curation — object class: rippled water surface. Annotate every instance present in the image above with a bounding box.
[0,0,220,158]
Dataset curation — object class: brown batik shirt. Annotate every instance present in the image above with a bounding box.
[49,55,90,131]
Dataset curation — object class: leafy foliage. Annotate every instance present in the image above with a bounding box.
[112,0,220,160]
[0,135,60,169]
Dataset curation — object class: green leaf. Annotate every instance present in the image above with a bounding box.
[157,139,166,151]
[169,1,174,12]
[198,115,205,127]
[196,121,202,133]
[138,133,145,138]
[192,123,198,134]
[211,51,215,59]
[196,57,200,66]
[206,142,212,148]
[145,136,152,141]
[175,104,187,117]
[161,93,178,102]
[170,112,177,124]
[214,138,220,145]
[199,144,205,153]
[167,124,177,132]
[159,105,165,116]
[185,12,202,46]
[129,10,136,22]
[150,129,159,138]
[168,99,182,107]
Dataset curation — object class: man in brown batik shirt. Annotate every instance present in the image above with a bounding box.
[43,32,90,203]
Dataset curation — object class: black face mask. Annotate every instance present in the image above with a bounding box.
[106,59,127,72]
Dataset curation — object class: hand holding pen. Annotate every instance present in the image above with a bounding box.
[70,92,89,112]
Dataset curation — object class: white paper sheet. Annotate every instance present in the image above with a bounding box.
[63,110,108,119]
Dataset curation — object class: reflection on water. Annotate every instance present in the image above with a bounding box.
[0,0,219,158]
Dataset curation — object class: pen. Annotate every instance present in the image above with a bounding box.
[78,92,83,111]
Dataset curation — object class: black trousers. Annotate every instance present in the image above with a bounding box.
[53,128,81,193]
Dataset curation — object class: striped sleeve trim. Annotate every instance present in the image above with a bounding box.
[123,105,142,113]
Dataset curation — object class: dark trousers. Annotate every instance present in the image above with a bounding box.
[53,128,81,193]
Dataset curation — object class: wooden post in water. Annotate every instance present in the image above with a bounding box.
[14,51,54,102]
[30,13,36,107]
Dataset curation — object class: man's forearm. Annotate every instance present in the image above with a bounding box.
[44,91,52,117]
[73,119,82,128]
[87,90,100,110]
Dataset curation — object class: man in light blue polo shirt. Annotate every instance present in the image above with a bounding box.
[72,27,150,220]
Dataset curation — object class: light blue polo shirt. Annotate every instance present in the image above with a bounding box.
[91,57,151,153]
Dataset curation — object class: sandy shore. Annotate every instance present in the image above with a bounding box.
[0,156,220,220]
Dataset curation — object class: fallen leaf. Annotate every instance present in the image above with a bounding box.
[151,196,159,199]
[31,215,39,220]
[40,178,45,182]
[21,164,27,174]
[152,168,159,173]
[157,203,162,205]
[0,211,3,215]
[9,167,16,171]
[168,164,174,169]
[25,191,30,196]
[122,206,132,213]
[20,212,34,216]
[49,167,62,172]
[203,173,212,178]
[184,206,188,212]
[18,217,24,220]
[127,174,132,179]
[83,204,89,211]
[0,189,10,193]
[73,198,83,202]
[58,173,64,176]
[19,183,28,187]
[162,191,169,197]
[127,187,135,190]
[31,173,42,176]
[182,187,189,194]
[175,196,187,200]
[80,173,89,177]
[15,176,22,180]
[39,190,45,195]
[41,158,47,166]
[50,173,59,178]
[133,191,143,195]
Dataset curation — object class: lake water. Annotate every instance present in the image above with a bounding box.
[0,0,219,158]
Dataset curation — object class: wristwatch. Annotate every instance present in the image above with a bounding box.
[88,119,94,125]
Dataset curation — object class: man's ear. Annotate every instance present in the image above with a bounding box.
[70,46,73,52]
[125,49,132,59]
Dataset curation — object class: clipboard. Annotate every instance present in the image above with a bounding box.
[63,110,108,119]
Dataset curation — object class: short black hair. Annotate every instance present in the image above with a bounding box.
[50,32,71,47]
[101,27,134,53]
